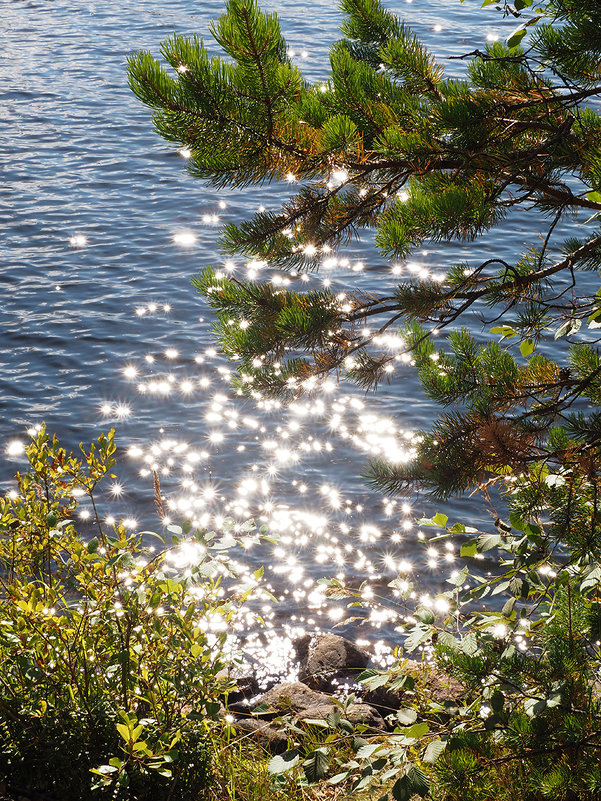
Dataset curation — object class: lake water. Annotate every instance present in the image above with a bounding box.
[0,0,577,663]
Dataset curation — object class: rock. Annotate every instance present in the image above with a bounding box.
[298,703,341,722]
[345,703,386,729]
[225,674,260,705]
[293,634,312,665]
[250,680,386,732]
[362,684,406,714]
[425,666,465,705]
[295,634,370,691]
[362,659,465,714]
[227,699,256,716]
[299,702,385,730]
[254,681,327,714]
[231,717,288,753]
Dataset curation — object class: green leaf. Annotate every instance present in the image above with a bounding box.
[116,723,131,742]
[213,534,237,550]
[459,632,479,655]
[91,765,118,776]
[502,597,516,616]
[328,772,350,785]
[154,768,173,778]
[491,690,505,713]
[131,724,143,743]
[448,522,466,534]
[507,27,527,48]
[509,512,525,531]
[359,671,390,690]
[339,719,354,734]
[490,325,518,339]
[353,737,370,753]
[268,750,299,775]
[326,708,341,729]
[303,748,330,783]
[587,191,601,204]
[166,524,182,535]
[460,541,478,558]
[589,313,601,329]
[501,644,516,660]
[392,765,430,801]
[404,625,432,652]
[396,707,418,725]
[451,566,469,587]
[417,512,448,528]
[423,739,447,764]
[303,718,329,727]
[555,319,581,339]
[415,607,435,625]
[392,775,412,801]
[514,0,533,8]
[405,721,429,738]
[524,696,547,717]
[407,764,430,797]
[509,576,529,598]
[87,537,99,554]
[580,565,601,592]
[477,533,501,552]
[356,743,380,759]
[520,338,535,357]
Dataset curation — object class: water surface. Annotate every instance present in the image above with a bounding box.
[0,0,567,652]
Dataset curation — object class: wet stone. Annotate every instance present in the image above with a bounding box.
[301,702,386,731]
[247,680,387,732]
[294,633,370,691]
[231,717,288,753]
[225,674,260,705]
[254,681,327,714]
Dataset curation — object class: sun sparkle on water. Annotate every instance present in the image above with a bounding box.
[4,186,511,674]
[59,241,479,671]
[96,291,443,671]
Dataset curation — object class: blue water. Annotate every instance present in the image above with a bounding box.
[0,0,578,644]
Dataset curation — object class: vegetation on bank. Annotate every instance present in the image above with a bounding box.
[0,430,387,800]
[3,0,601,798]
[126,0,601,797]
[0,428,223,799]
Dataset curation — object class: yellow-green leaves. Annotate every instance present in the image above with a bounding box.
[490,324,518,340]
[520,338,535,357]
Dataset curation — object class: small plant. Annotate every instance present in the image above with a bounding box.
[0,426,265,800]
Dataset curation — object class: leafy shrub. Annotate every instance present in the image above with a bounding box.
[0,426,262,800]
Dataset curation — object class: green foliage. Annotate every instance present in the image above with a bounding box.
[129,0,601,798]
[0,427,264,800]
[128,0,601,484]
[376,176,503,259]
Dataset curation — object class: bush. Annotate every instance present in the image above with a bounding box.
[0,426,262,800]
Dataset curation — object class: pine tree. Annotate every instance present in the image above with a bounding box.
[129,1,601,798]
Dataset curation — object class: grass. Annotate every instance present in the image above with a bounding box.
[207,726,380,801]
